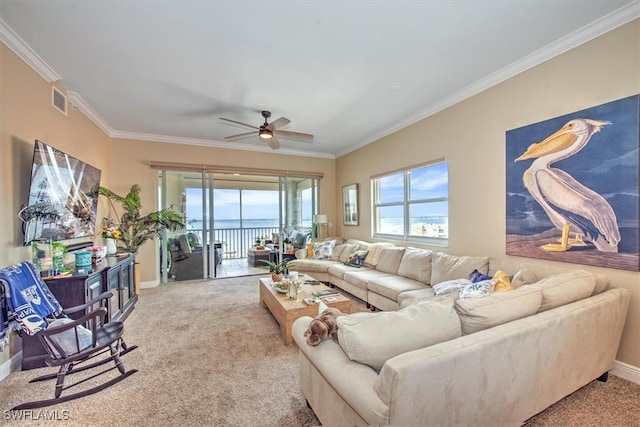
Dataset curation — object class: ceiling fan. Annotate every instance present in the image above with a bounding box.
[220,110,313,149]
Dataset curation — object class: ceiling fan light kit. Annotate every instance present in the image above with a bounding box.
[220,110,313,150]
[259,129,273,139]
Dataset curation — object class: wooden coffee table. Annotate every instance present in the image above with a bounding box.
[259,275,351,346]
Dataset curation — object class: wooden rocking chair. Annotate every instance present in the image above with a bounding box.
[0,262,137,410]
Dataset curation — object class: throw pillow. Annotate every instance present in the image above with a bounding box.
[344,250,368,267]
[336,298,461,371]
[312,240,336,260]
[431,252,490,285]
[433,278,472,295]
[470,269,492,283]
[459,279,494,299]
[492,270,515,292]
[306,243,314,259]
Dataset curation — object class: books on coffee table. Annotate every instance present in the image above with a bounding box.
[312,289,340,297]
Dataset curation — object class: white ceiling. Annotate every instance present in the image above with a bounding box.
[1,1,638,158]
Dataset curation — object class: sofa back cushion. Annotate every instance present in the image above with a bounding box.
[454,286,542,335]
[337,298,461,371]
[431,252,490,285]
[333,243,357,262]
[397,247,433,283]
[375,247,406,274]
[362,242,395,268]
[529,270,597,312]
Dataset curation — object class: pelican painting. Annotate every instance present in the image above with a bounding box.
[506,95,639,271]
[515,119,620,253]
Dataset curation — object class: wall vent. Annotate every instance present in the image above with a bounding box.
[51,86,67,115]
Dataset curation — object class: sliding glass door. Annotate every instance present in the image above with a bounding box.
[157,169,320,283]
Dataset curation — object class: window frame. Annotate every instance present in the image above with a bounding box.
[372,159,449,246]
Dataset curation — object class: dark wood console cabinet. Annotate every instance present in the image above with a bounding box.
[21,254,137,370]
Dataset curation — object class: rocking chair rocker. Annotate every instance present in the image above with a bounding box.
[0,261,137,410]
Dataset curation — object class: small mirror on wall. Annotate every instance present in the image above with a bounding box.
[342,183,358,226]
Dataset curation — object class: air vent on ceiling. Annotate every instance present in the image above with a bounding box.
[51,86,67,116]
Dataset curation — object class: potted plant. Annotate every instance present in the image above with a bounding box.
[99,184,184,254]
[259,258,290,283]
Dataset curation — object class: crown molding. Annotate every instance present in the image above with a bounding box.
[110,130,336,159]
[0,19,60,82]
[336,1,640,158]
[67,91,114,135]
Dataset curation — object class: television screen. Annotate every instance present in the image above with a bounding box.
[21,140,102,245]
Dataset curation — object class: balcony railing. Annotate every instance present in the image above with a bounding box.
[184,227,280,260]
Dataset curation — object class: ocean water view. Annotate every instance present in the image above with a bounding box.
[186,217,448,231]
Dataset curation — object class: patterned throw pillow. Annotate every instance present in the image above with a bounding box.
[344,250,369,267]
[459,279,494,299]
[312,240,336,260]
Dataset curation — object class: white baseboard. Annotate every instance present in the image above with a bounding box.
[140,280,158,289]
[611,360,640,384]
[0,351,22,382]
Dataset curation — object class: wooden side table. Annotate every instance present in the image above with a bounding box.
[247,248,271,266]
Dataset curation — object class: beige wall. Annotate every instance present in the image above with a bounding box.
[0,44,112,366]
[336,20,640,368]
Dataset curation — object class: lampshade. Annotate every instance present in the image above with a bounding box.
[313,214,328,224]
[259,129,273,139]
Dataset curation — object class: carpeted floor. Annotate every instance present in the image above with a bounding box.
[0,276,638,426]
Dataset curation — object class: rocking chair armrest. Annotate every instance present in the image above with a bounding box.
[63,291,113,315]
[42,307,108,337]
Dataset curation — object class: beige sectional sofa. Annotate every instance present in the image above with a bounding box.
[288,239,631,426]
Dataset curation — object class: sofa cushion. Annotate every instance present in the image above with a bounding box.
[343,269,395,290]
[362,242,394,268]
[397,287,437,308]
[375,247,406,274]
[454,286,543,335]
[397,247,433,283]
[431,252,490,285]
[327,263,370,280]
[511,269,537,288]
[337,298,461,371]
[529,270,596,312]
[288,259,338,273]
[367,276,428,303]
[331,243,357,262]
[330,244,348,261]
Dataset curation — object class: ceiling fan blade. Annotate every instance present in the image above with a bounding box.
[225,131,257,140]
[267,135,280,150]
[274,130,314,142]
[220,117,259,130]
[266,117,290,131]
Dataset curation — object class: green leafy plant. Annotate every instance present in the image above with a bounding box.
[259,258,290,274]
[99,184,184,253]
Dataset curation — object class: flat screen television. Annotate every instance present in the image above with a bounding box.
[20,140,102,245]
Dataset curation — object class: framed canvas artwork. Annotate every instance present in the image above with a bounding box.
[505,94,639,271]
[343,184,359,226]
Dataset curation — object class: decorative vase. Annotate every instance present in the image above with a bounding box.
[106,238,117,255]
[271,273,283,283]
[288,281,298,300]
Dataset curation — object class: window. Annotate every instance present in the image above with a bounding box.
[372,161,448,245]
